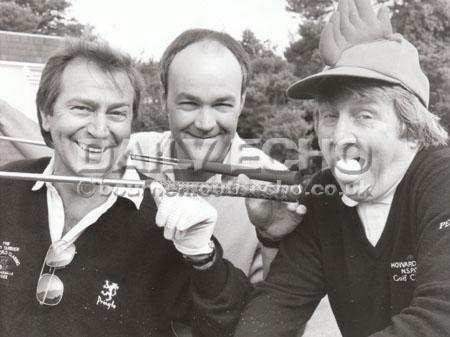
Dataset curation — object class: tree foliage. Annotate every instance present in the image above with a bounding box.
[237,30,315,173]
[238,30,303,140]
[0,0,91,36]
[391,0,450,129]
[284,0,450,130]
[132,60,168,132]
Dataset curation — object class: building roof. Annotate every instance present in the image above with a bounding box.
[0,30,65,64]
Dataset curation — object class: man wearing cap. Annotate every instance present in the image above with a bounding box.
[235,0,450,336]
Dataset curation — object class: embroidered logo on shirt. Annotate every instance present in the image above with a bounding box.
[96,280,119,310]
[390,255,416,282]
[0,241,21,284]
[438,219,450,230]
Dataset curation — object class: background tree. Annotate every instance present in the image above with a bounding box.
[132,60,169,132]
[282,0,450,175]
[284,0,450,128]
[390,0,450,129]
[238,29,315,174]
[0,0,92,36]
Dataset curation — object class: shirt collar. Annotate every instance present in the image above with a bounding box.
[32,155,144,209]
[32,156,55,191]
[341,178,400,208]
[131,132,242,184]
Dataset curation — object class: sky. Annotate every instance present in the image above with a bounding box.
[68,0,301,61]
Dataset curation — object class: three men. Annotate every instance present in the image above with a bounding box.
[0,41,250,337]
[235,0,450,336]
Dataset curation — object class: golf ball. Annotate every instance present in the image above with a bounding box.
[334,159,362,184]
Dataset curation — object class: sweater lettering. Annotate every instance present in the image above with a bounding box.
[391,258,417,282]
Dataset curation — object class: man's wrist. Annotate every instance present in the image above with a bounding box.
[183,247,216,270]
[182,241,216,270]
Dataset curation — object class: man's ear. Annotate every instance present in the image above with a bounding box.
[40,110,51,132]
[160,90,168,113]
[239,90,247,115]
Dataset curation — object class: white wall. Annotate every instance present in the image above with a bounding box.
[0,61,44,122]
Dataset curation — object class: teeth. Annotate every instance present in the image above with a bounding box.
[77,142,106,154]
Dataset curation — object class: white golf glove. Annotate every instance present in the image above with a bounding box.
[150,182,217,256]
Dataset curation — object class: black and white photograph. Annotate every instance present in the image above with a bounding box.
[0,0,449,336]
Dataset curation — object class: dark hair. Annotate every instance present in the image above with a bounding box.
[159,28,250,97]
[316,77,448,148]
[36,39,144,147]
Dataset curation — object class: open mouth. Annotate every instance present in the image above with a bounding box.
[335,143,368,174]
[76,141,110,154]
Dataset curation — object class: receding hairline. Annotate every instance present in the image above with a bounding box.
[166,40,244,91]
[160,29,250,97]
[169,39,243,70]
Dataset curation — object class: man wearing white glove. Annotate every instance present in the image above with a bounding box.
[151,182,217,267]
[0,40,252,337]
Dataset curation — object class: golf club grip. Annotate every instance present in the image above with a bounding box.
[199,161,302,185]
[151,180,303,202]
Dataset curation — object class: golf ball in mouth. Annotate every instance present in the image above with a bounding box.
[334,159,362,184]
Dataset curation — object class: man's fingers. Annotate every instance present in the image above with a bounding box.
[164,225,176,241]
[377,6,393,37]
[150,181,165,207]
[163,206,184,239]
[347,0,362,27]
[286,202,306,214]
[296,204,307,215]
[245,196,269,213]
[333,14,349,51]
[286,202,299,212]
[338,0,354,38]
[354,0,376,21]
[320,15,342,65]
[236,173,251,185]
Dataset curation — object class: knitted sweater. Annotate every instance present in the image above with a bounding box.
[0,158,252,337]
[235,146,450,337]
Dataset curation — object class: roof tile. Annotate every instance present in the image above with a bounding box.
[0,30,65,64]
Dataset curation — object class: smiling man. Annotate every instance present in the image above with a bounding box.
[38,58,133,177]
[0,30,301,284]
[235,0,450,336]
[164,37,243,167]
[0,40,251,337]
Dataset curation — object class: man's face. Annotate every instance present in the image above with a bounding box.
[164,41,244,163]
[41,59,134,177]
[317,94,418,201]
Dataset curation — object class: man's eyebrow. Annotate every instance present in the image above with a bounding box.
[214,96,237,103]
[66,97,97,106]
[174,93,237,103]
[66,98,131,109]
[174,93,199,101]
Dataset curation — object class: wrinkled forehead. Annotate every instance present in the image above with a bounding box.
[317,85,395,113]
[316,77,399,106]
[59,59,134,100]
[168,42,243,85]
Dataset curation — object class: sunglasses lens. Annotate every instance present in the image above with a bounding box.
[46,241,76,268]
[36,273,64,305]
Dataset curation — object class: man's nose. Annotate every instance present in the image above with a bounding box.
[87,112,109,138]
[332,114,354,143]
[194,107,217,132]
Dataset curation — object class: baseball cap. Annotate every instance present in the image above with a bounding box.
[286,37,430,107]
